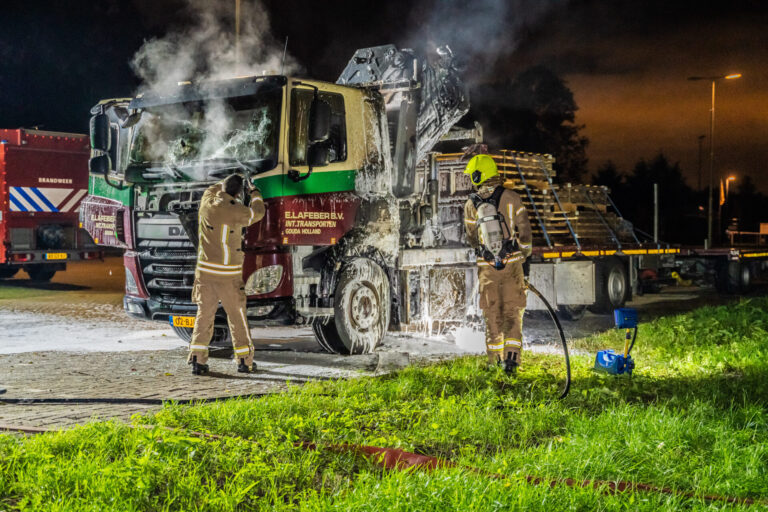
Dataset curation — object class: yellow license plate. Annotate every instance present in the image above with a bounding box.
[171,316,196,328]
[45,252,68,260]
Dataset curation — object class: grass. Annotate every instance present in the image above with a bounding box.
[2,297,768,510]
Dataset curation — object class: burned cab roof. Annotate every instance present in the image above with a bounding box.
[129,75,286,109]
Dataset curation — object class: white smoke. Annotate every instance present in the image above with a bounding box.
[131,0,300,93]
[407,0,566,85]
[127,0,294,169]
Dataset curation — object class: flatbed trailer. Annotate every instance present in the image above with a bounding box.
[399,150,682,327]
[401,149,768,331]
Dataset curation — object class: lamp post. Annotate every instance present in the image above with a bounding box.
[697,134,705,191]
[688,73,741,248]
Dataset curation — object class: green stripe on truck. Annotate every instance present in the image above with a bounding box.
[255,169,356,199]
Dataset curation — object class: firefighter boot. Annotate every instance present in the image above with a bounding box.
[237,358,257,374]
[488,354,503,371]
[190,355,209,376]
[504,351,519,376]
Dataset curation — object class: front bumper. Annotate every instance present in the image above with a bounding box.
[3,249,103,265]
[123,295,296,327]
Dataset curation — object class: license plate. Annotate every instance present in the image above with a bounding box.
[45,252,68,260]
[171,316,196,328]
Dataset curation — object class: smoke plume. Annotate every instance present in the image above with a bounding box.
[131,0,299,93]
[407,0,565,86]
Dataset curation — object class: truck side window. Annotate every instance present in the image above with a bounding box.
[290,89,346,166]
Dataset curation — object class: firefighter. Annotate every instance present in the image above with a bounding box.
[188,174,265,375]
[463,154,532,375]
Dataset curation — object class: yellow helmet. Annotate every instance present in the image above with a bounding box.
[464,154,499,185]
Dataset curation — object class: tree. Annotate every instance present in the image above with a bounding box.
[592,161,632,217]
[470,66,589,183]
[622,153,699,243]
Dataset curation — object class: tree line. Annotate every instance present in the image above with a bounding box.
[470,66,766,245]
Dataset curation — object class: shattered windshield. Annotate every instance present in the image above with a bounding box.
[128,88,281,171]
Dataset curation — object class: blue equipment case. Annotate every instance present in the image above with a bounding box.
[594,308,638,375]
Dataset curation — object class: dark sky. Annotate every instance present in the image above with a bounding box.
[2,0,766,191]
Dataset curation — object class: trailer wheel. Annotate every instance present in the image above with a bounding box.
[589,258,629,313]
[27,267,56,282]
[557,305,587,321]
[313,258,390,355]
[0,268,19,279]
[715,261,752,294]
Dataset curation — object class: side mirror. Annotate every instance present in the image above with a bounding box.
[308,143,329,168]
[90,114,111,151]
[308,99,331,143]
[124,167,145,183]
[89,154,112,175]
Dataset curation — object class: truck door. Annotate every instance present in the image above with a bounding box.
[80,103,134,249]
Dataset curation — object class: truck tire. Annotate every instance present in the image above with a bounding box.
[715,261,751,294]
[27,267,56,282]
[312,319,342,354]
[589,258,629,313]
[557,304,587,321]
[0,267,19,279]
[171,325,232,348]
[312,258,390,355]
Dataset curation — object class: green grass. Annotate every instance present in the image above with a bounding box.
[2,297,768,510]
[0,283,49,300]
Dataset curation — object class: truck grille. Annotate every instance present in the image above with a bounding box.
[137,239,197,301]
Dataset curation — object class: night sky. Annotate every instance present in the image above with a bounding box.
[2,0,766,191]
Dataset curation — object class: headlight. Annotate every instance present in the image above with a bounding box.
[244,265,283,296]
[125,267,139,296]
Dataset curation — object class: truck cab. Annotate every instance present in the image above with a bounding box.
[82,74,398,352]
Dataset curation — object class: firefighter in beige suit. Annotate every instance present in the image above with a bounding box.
[463,155,532,375]
[188,175,265,375]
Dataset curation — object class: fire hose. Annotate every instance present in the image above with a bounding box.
[524,279,571,400]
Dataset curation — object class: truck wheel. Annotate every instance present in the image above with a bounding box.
[171,325,232,347]
[312,318,342,354]
[589,258,629,313]
[313,258,390,355]
[27,268,56,282]
[171,326,193,342]
[0,268,19,279]
[557,305,586,321]
[715,261,751,294]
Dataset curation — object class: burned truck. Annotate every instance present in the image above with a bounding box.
[83,44,663,353]
[81,45,471,353]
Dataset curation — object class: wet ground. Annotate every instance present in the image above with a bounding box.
[0,257,753,429]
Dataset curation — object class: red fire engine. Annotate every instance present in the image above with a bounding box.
[0,129,101,281]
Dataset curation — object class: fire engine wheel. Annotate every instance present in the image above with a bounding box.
[589,257,629,314]
[0,267,19,279]
[313,258,390,355]
[26,267,57,282]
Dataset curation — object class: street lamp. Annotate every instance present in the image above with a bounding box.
[688,73,741,248]
[726,175,736,199]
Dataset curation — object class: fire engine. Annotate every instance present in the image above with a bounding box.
[0,129,101,281]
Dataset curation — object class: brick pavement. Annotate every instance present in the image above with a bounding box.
[0,346,400,430]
